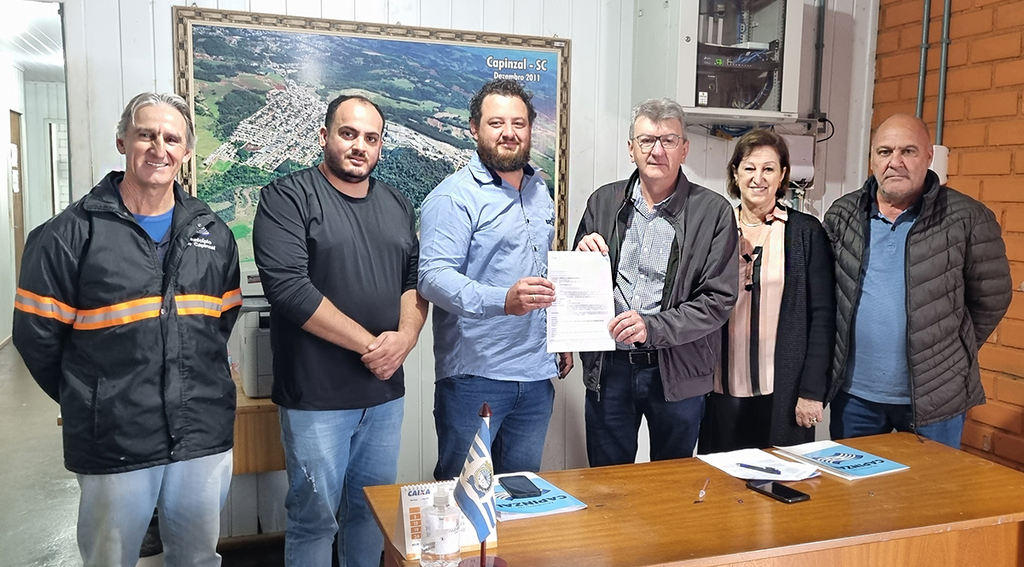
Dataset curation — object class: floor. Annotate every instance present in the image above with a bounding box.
[0,342,285,567]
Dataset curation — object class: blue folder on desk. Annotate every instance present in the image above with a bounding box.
[493,473,587,520]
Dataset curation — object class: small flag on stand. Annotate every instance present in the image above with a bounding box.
[454,403,497,544]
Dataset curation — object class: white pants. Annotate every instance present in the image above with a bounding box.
[76,450,233,567]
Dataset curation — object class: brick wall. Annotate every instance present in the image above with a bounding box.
[873,0,1024,468]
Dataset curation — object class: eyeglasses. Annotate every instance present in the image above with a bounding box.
[632,134,684,153]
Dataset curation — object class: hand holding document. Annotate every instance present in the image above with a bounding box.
[697,448,819,481]
[546,251,616,353]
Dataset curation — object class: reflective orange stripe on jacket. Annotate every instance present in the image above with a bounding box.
[75,297,163,330]
[15,288,77,325]
[16,288,243,330]
[221,289,242,312]
[176,288,242,317]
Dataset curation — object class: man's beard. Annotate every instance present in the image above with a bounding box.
[478,138,531,172]
[324,150,375,183]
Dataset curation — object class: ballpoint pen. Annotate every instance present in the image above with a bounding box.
[737,463,781,475]
[694,477,710,504]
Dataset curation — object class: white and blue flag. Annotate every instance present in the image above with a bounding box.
[454,413,496,543]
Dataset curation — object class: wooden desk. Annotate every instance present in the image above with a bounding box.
[233,375,285,474]
[365,433,1024,566]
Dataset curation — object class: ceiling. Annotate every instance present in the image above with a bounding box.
[0,0,65,83]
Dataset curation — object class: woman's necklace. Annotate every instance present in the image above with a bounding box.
[739,202,775,227]
[739,210,765,227]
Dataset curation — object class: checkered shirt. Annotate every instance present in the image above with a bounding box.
[613,181,676,347]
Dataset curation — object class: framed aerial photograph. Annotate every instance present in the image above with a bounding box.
[172,7,571,290]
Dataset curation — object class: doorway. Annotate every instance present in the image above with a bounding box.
[9,111,24,279]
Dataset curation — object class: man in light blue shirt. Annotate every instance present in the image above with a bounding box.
[419,79,572,480]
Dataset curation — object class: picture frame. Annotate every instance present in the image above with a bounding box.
[172,6,572,287]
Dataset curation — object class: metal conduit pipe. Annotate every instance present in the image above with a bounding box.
[915,0,932,117]
[811,0,828,117]
[935,0,952,144]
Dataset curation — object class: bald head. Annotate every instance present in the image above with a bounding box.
[872,113,931,149]
[870,113,934,211]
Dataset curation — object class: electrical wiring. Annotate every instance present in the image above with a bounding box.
[712,124,753,138]
[815,118,835,143]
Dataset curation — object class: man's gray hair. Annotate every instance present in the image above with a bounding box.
[116,92,196,150]
[629,98,688,140]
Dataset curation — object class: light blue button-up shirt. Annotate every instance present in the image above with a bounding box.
[418,152,557,382]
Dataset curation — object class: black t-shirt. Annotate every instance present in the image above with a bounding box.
[253,167,418,410]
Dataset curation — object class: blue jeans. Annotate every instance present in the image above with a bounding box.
[830,390,966,449]
[279,398,404,567]
[433,375,554,481]
[585,354,705,466]
[77,450,232,567]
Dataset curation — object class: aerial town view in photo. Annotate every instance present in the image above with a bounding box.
[189,23,562,270]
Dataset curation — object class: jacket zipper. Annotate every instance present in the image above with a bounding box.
[837,206,870,401]
[111,208,207,274]
[165,212,209,275]
[904,215,918,432]
[112,209,164,270]
[595,188,634,402]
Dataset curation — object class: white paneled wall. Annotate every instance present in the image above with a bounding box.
[61,0,636,481]
[22,82,68,233]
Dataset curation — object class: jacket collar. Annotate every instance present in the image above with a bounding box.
[624,166,693,220]
[83,171,207,217]
[857,169,942,215]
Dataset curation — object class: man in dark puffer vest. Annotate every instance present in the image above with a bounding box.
[824,113,1011,448]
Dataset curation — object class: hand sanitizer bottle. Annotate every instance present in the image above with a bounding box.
[420,485,461,567]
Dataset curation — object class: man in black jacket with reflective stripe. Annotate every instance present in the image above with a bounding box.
[13,93,240,567]
[824,113,1011,448]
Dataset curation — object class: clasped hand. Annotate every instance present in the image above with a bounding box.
[362,331,414,381]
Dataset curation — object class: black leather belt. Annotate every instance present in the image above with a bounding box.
[613,349,659,366]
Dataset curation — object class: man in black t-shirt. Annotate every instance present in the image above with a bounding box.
[253,95,427,567]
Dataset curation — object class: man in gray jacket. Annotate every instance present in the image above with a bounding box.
[824,113,1012,448]
[574,98,738,466]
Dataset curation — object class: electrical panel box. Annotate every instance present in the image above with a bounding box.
[632,0,804,124]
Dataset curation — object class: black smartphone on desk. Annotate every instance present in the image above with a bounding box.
[746,480,810,504]
[499,475,542,499]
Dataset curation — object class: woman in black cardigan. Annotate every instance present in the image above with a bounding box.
[698,129,836,453]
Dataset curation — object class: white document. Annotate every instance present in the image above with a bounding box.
[546,251,616,353]
[697,448,820,481]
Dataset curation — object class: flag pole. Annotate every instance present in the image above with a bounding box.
[458,402,507,567]
[480,402,491,567]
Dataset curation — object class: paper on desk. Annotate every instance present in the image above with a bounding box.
[546,251,616,353]
[697,448,819,481]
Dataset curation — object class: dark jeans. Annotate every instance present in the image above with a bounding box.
[830,390,966,449]
[433,375,555,481]
[585,353,705,467]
